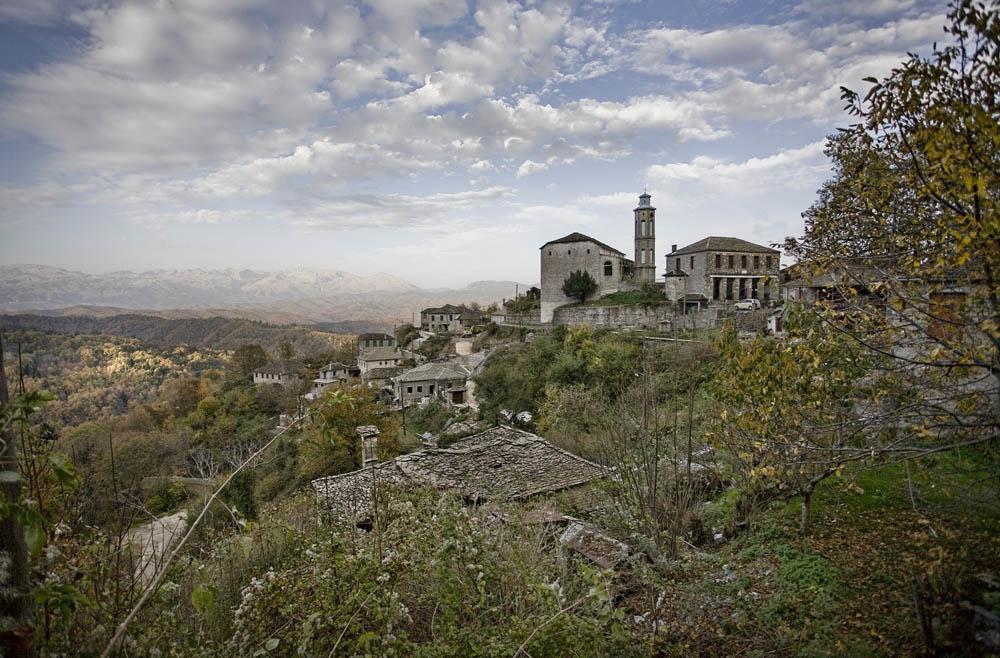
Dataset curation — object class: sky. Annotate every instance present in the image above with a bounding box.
[0,0,949,288]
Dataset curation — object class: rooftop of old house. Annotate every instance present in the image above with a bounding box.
[359,347,404,362]
[311,426,608,522]
[422,303,465,315]
[359,333,395,341]
[395,361,471,383]
[253,360,302,376]
[670,236,780,256]
[361,366,404,380]
[540,232,625,255]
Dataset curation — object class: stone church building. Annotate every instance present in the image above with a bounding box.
[540,193,656,322]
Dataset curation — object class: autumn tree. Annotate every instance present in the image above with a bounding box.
[561,270,598,303]
[710,318,891,531]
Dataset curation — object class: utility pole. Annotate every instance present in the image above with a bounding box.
[0,333,35,656]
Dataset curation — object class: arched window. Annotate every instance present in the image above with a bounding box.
[604,261,613,276]
[640,249,646,265]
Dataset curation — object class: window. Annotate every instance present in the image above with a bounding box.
[548,250,552,256]
[754,255,760,269]
[407,386,413,394]
[715,254,721,268]
[430,385,435,394]
[603,261,613,276]
[586,248,590,254]
[640,249,646,264]
[728,255,734,269]
[676,258,681,271]
[416,385,423,393]
[568,249,571,255]
[690,256,695,269]
[766,255,772,269]
[741,255,748,268]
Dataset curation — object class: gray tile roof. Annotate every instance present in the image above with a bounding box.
[359,347,404,362]
[311,426,607,521]
[395,361,470,383]
[670,236,779,256]
[540,232,625,256]
[253,360,302,376]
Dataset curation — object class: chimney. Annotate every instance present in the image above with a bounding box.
[357,425,380,467]
[671,244,677,253]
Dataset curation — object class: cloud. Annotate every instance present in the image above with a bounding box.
[516,160,549,178]
[644,142,832,253]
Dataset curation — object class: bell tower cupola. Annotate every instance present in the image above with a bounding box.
[634,191,656,283]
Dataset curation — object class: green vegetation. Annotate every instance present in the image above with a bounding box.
[561,269,598,303]
[576,284,667,307]
[1,5,998,655]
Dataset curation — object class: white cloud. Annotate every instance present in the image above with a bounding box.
[516,160,549,178]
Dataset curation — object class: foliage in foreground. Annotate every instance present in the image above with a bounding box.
[127,489,645,658]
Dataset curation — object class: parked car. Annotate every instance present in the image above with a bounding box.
[734,298,761,311]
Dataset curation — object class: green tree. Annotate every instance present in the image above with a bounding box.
[298,385,400,481]
[709,317,886,531]
[561,270,598,303]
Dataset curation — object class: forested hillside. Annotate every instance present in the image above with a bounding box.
[0,313,354,353]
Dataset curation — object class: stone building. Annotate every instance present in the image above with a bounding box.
[664,237,780,305]
[358,333,396,353]
[539,192,656,323]
[394,361,473,406]
[420,304,465,333]
[251,361,301,386]
[311,426,607,523]
[358,347,405,374]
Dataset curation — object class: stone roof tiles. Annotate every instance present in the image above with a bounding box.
[670,236,779,256]
[395,361,471,383]
[540,232,625,256]
[359,347,404,362]
[311,426,607,522]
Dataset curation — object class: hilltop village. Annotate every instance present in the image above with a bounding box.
[248,192,795,422]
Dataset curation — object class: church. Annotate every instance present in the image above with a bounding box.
[539,192,657,323]
[539,192,780,323]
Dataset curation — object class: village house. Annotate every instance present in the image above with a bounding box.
[251,361,302,387]
[357,346,405,374]
[394,361,473,406]
[311,426,607,523]
[539,193,656,323]
[358,332,397,353]
[304,361,360,400]
[361,366,404,392]
[663,237,780,307]
[421,304,465,333]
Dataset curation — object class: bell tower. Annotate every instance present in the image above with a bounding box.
[634,191,656,283]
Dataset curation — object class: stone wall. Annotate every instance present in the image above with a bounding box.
[551,303,719,331]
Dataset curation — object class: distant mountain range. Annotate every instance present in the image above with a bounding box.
[0,265,531,325]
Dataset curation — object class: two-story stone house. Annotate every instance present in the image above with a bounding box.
[664,237,780,305]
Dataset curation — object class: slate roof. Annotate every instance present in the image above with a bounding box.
[311,426,608,521]
[362,366,404,380]
[359,347,404,362]
[359,333,395,341]
[253,360,302,376]
[395,361,471,383]
[541,232,625,256]
[321,361,351,371]
[422,304,465,315]
[670,236,779,256]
